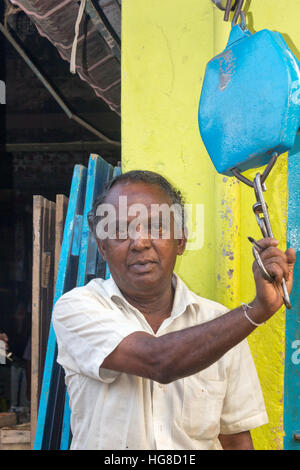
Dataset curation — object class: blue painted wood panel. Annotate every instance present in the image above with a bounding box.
[77,155,113,287]
[284,137,300,449]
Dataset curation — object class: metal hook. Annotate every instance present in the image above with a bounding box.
[210,0,237,14]
[224,0,235,20]
[210,0,246,28]
[238,10,247,30]
[231,152,279,187]
[231,0,245,25]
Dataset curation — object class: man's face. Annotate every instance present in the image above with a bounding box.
[96,181,186,296]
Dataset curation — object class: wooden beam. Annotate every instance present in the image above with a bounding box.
[5,141,121,153]
[5,113,120,131]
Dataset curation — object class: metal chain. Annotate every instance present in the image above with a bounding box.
[252,173,291,309]
[233,154,291,309]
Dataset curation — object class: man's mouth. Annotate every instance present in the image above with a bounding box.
[128,260,158,273]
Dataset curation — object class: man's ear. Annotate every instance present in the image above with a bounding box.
[177,229,187,256]
[96,238,107,261]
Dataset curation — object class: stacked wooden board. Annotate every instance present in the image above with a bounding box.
[33,154,120,450]
[31,194,68,445]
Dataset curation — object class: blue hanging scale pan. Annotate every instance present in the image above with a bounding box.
[199,0,300,308]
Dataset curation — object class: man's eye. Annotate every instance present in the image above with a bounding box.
[151,223,166,237]
[116,228,128,239]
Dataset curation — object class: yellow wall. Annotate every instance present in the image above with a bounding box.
[122,0,217,297]
[122,0,300,449]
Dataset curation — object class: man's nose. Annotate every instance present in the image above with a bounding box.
[130,224,151,250]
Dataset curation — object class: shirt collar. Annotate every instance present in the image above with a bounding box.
[103,272,198,321]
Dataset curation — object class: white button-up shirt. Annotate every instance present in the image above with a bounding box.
[53,274,268,450]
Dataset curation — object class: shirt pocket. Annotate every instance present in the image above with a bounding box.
[182,373,226,440]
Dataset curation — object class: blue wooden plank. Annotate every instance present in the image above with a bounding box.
[71,215,83,257]
[34,165,87,450]
[60,155,114,449]
[77,154,113,286]
[284,137,300,449]
[104,166,121,280]
[60,391,72,450]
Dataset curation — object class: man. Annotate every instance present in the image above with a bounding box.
[53,170,295,450]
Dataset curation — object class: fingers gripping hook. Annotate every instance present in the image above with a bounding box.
[248,236,292,310]
[248,238,273,283]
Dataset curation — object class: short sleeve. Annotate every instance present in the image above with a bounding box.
[52,287,145,383]
[220,339,268,434]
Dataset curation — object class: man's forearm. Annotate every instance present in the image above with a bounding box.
[152,303,259,383]
[102,301,263,383]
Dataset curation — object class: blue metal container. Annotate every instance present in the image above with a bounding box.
[198,23,300,175]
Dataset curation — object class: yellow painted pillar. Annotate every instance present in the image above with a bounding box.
[212,8,241,310]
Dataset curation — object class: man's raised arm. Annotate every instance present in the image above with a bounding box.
[101,238,296,383]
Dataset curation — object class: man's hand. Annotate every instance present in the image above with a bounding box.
[251,238,296,322]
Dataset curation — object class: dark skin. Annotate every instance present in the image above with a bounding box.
[96,181,296,450]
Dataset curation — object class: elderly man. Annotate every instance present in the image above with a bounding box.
[53,170,295,451]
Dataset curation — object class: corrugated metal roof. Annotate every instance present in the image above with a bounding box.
[10,0,121,114]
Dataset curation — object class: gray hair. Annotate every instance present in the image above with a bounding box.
[87,170,185,238]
